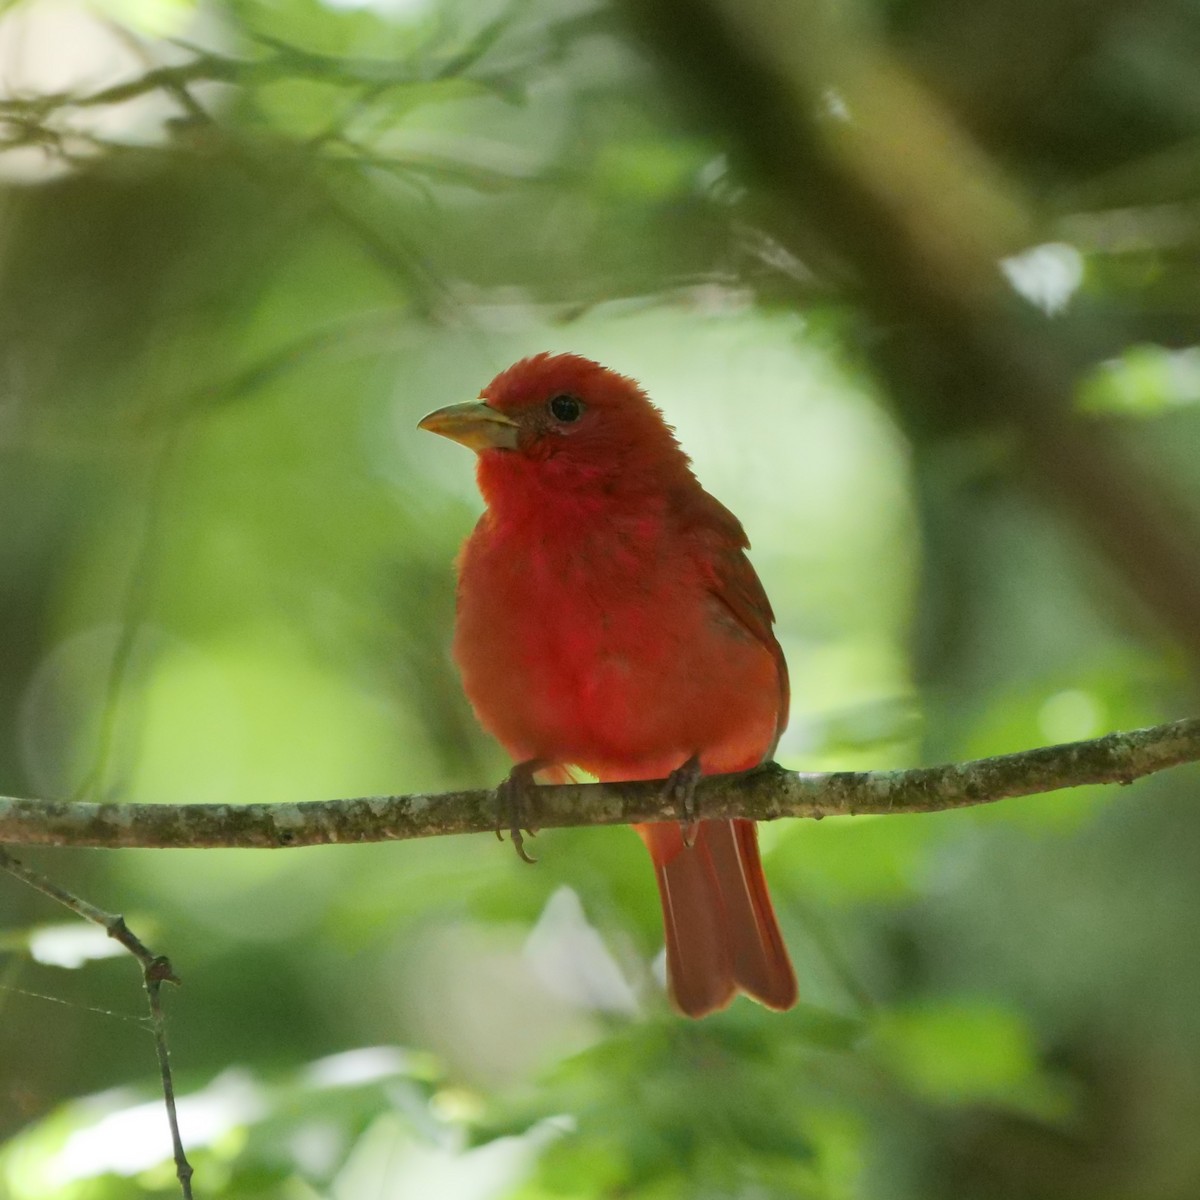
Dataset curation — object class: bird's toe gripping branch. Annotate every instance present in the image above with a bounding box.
[664,752,703,847]
[496,759,547,865]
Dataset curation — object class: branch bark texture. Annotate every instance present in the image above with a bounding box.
[1,719,1196,851]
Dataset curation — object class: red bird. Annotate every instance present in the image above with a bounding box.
[419,353,797,1017]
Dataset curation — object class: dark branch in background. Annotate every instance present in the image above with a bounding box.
[0,848,194,1199]
[1,718,1197,850]
[618,0,1200,677]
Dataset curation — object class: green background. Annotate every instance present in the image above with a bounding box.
[2,0,1200,1196]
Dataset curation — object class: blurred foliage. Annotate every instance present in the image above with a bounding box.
[0,0,1199,1197]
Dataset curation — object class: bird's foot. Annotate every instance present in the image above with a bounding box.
[497,759,546,865]
[664,753,703,848]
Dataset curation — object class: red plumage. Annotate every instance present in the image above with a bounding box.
[420,353,797,1017]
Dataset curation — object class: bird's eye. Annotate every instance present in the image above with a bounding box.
[548,393,584,423]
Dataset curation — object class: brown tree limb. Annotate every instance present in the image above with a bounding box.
[0,718,1196,851]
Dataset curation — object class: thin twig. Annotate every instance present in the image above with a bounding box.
[0,717,1197,851]
[0,848,194,1198]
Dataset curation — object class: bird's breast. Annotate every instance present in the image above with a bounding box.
[452,510,781,778]
[456,516,674,705]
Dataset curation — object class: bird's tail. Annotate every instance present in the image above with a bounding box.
[635,819,798,1018]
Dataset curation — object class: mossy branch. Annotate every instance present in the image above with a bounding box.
[1,719,1197,851]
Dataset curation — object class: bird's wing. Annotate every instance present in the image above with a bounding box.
[677,486,791,748]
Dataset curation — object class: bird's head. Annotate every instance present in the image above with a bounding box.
[418,353,691,506]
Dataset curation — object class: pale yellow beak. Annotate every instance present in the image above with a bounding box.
[417,401,520,452]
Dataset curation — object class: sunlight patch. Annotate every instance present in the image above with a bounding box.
[28,923,126,969]
[1000,242,1084,316]
[49,1071,263,1186]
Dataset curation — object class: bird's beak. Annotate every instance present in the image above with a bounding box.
[417,402,520,452]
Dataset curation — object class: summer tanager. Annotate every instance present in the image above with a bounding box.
[419,352,797,1017]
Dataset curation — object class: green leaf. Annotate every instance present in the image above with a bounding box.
[869,999,1072,1119]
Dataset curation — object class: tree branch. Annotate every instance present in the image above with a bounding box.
[0,719,1196,851]
[0,848,194,1198]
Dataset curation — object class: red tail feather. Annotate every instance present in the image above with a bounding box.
[636,819,797,1017]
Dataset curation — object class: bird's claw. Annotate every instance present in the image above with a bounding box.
[664,753,703,848]
[496,760,545,865]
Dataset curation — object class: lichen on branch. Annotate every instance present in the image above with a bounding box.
[0,718,1197,851]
